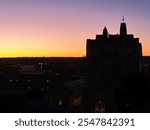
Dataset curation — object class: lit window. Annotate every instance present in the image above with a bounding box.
[73,97,82,106]
[9,79,13,82]
[73,93,82,106]
[58,99,62,106]
[94,100,105,113]
[46,80,49,83]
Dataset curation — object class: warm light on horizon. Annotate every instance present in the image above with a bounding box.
[0,0,150,57]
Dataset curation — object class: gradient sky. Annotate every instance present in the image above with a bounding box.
[0,0,150,57]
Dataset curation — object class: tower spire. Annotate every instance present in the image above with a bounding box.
[122,16,125,23]
[120,16,127,36]
[103,27,108,38]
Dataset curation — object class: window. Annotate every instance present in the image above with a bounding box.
[94,100,105,113]
[58,99,62,106]
[73,92,82,106]
[46,80,50,83]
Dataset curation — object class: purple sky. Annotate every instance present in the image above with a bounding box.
[0,0,149,57]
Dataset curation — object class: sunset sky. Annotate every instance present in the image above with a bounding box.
[0,0,150,57]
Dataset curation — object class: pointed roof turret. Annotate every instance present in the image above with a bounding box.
[120,16,127,36]
[103,27,108,38]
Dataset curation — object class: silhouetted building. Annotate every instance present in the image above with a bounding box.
[86,20,142,83]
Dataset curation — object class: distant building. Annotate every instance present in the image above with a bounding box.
[86,20,142,83]
[20,65,37,74]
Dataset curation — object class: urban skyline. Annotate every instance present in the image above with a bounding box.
[0,0,150,57]
[0,10,150,112]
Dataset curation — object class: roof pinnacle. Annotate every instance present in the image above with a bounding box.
[122,16,125,22]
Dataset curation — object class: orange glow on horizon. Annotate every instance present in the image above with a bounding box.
[0,41,86,58]
[0,1,150,57]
